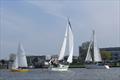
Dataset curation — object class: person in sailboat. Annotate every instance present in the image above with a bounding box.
[49,58,59,67]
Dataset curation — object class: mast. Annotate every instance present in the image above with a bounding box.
[93,30,95,62]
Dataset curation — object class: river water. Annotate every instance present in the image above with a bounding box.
[0,68,120,80]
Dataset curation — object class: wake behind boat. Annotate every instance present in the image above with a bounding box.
[49,19,74,71]
[85,30,110,69]
[11,43,30,72]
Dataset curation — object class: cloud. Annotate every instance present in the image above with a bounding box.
[27,0,66,19]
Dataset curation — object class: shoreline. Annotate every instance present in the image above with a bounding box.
[0,66,120,69]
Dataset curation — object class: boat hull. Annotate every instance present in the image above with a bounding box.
[85,64,110,69]
[11,69,30,72]
[50,64,69,71]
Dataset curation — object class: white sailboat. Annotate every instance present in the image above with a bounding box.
[49,19,74,71]
[85,30,110,69]
[11,43,30,72]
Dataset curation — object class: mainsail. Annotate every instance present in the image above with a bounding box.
[93,30,102,62]
[67,19,74,63]
[58,19,74,63]
[85,40,93,62]
[85,30,102,62]
[17,43,28,67]
[58,27,68,60]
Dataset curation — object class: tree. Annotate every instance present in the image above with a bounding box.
[100,51,112,60]
[79,41,90,64]
[9,53,16,62]
[0,59,5,65]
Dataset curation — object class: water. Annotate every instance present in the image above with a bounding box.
[0,68,120,80]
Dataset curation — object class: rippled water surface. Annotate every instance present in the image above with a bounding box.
[0,68,120,80]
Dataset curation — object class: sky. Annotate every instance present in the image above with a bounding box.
[0,0,120,59]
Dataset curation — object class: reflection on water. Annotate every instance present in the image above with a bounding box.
[0,68,120,80]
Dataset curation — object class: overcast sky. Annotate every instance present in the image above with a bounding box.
[0,0,120,59]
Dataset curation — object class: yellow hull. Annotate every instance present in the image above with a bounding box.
[11,69,30,72]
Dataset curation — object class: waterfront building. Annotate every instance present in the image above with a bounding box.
[26,55,46,68]
[79,43,120,65]
[100,47,120,61]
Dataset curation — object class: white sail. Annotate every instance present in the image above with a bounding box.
[17,43,28,67]
[85,40,93,62]
[58,27,68,60]
[67,20,74,63]
[93,30,102,62]
[12,55,18,69]
[50,19,74,71]
[85,31,110,69]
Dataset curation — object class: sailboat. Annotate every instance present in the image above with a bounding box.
[49,19,74,71]
[11,43,30,72]
[85,30,110,69]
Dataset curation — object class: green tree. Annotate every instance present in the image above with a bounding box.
[79,41,90,64]
[100,51,112,60]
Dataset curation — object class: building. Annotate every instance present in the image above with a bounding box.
[26,55,46,68]
[79,44,120,65]
[100,47,120,61]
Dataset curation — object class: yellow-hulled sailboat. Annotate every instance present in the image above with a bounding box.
[11,43,30,72]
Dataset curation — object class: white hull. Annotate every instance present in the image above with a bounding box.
[50,64,69,71]
[85,64,110,69]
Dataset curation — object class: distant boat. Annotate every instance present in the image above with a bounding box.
[85,30,110,69]
[11,43,30,72]
[49,19,74,71]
